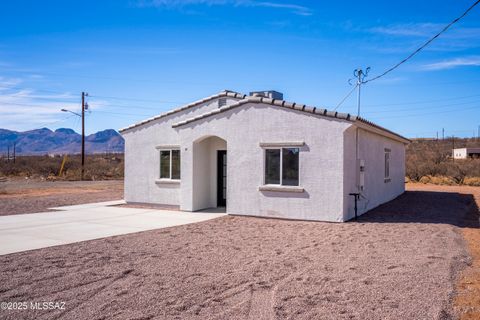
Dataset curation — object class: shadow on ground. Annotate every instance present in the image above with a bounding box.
[359,190,480,228]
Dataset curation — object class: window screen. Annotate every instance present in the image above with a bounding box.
[282,148,299,186]
[160,150,171,179]
[265,149,280,184]
[171,150,181,179]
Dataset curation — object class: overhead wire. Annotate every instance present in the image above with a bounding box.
[364,0,480,84]
[332,83,358,111]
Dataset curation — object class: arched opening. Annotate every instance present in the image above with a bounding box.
[191,135,227,211]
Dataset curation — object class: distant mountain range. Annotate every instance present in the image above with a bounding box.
[0,128,124,155]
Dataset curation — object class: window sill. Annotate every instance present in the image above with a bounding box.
[259,185,304,193]
[155,179,180,185]
[384,178,391,183]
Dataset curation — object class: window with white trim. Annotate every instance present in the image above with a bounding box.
[384,148,391,182]
[160,149,180,180]
[264,148,299,186]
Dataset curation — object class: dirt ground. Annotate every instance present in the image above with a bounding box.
[0,178,123,215]
[0,184,479,320]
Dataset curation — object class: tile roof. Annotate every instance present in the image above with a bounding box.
[119,89,410,144]
[118,90,246,133]
[171,95,411,144]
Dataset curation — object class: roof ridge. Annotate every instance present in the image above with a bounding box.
[172,96,410,144]
[119,90,245,132]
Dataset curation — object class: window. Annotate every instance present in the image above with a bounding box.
[384,148,391,182]
[160,149,180,180]
[265,148,299,186]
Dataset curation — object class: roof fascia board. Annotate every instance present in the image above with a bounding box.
[353,121,411,144]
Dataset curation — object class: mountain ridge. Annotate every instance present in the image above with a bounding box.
[0,128,124,155]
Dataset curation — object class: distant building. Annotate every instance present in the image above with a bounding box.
[453,148,480,159]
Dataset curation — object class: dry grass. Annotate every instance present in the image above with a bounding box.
[406,138,480,185]
[0,154,123,181]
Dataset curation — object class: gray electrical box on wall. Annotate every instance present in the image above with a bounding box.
[358,159,365,192]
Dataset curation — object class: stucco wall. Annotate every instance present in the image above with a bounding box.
[177,103,352,221]
[343,127,406,220]
[121,97,240,205]
[453,148,467,159]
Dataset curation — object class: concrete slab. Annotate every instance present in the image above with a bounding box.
[0,202,225,255]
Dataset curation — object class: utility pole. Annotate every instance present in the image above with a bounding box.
[60,92,87,180]
[7,145,9,163]
[351,67,370,193]
[353,67,370,117]
[81,91,85,180]
[13,142,15,164]
[442,128,445,140]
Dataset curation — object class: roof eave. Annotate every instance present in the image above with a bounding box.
[118,90,246,133]
[352,116,411,144]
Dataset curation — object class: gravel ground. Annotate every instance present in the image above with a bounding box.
[0,184,478,320]
[0,179,123,216]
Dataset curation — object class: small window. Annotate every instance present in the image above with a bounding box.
[160,149,181,180]
[384,149,391,182]
[264,148,299,186]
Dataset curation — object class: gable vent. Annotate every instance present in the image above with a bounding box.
[218,98,227,107]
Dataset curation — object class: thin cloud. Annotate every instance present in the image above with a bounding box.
[369,23,443,37]
[422,57,480,70]
[367,22,480,52]
[369,22,480,39]
[0,75,108,131]
[134,0,313,16]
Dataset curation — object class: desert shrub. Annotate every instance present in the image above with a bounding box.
[463,177,480,186]
[0,154,124,180]
[406,138,480,185]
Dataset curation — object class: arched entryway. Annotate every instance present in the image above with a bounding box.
[191,135,227,211]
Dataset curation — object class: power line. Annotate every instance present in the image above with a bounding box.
[368,104,479,120]
[89,101,172,111]
[352,98,480,115]
[91,110,154,117]
[365,0,480,83]
[33,114,76,129]
[333,83,358,111]
[342,93,480,108]
[88,94,185,104]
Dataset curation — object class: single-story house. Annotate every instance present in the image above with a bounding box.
[119,90,410,222]
[453,147,480,159]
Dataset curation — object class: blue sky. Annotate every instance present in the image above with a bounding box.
[0,0,479,138]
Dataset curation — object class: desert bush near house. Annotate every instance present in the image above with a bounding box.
[406,138,480,186]
[0,154,124,180]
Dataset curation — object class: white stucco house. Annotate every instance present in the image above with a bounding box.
[119,90,410,222]
[453,147,480,159]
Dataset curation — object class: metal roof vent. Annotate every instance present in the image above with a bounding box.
[249,90,283,100]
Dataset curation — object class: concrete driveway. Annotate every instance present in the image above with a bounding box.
[0,200,225,255]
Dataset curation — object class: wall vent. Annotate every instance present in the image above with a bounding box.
[218,98,227,107]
